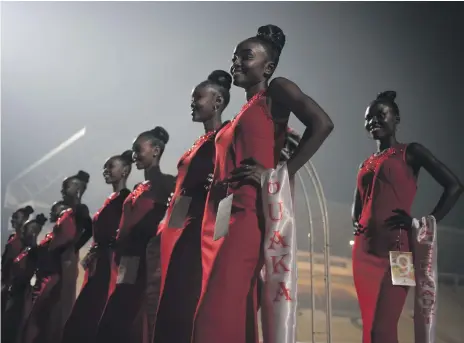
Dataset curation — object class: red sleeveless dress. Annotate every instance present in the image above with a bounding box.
[96,170,174,343]
[193,91,288,343]
[1,244,37,343]
[22,209,78,343]
[2,233,24,315]
[352,143,417,343]
[154,126,224,343]
[61,189,130,343]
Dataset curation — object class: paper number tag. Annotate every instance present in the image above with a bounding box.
[389,251,416,287]
[213,194,234,241]
[166,196,192,229]
[116,256,140,285]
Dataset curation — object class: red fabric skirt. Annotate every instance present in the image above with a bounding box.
[60,249,117,343]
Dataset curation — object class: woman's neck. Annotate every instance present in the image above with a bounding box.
[203,115,223,133]
[376,136,398,152]
[144,164,160,181]
[112,179,127,193]
[246,80,268,101]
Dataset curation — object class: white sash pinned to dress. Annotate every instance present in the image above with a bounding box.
[260,163,298,343]
[413,215,438,343]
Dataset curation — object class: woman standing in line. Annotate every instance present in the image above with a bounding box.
[96,127,175,343]
[1,214,47,343]
[153,70,232,343]
[2,205,35,313]
[351,91,462,343]
[22,200,77,343]
[193,24,334,343]
[61,151,132,343]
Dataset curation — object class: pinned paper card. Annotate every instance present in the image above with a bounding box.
[389,251,416,287]
[166,196,192,229]
[213,194,234,241]
[116,256,140,285]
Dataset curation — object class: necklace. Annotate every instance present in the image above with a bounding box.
[181,129,217,161]
[230,90,265,124]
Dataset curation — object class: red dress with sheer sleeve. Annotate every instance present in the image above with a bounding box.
[22,209,78,343]
[154,125,225,343]
[352,144,417,343]
[193,91,288,343]
[96,169,174,343]
[60,189,130,343]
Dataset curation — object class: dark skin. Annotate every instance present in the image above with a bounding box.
[132,137,163,181]
[351,101,463,231]
[191,84,225,133]
[61,177,87,208]
[49,202,70,223]
[10,211,28,233]
[21,222,44,247]
[225,38,334,184]
[103,157,130,193]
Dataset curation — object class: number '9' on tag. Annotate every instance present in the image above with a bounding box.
[389,250,416,287]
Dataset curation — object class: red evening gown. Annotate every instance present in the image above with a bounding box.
[60,189,130,343]
[1,245,37,343]
[22,208,78,343]
[154,124,228,343]
[193,91,288,343]
[2,233,25,314]
[96,169,174,343]
[352,144,417,343]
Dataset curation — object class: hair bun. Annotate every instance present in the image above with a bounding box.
[376,90,397,102]
[208,70,232,90]
[257,24,286,53]
[35,214,48,226]
[24,205,34,216]
[151,126,169,145]
[120,150,134,164]
[76,170,90,183]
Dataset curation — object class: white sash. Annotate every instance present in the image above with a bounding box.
[260,163,298,343]
[413,215,438,343]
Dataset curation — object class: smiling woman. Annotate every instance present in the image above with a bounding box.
[351,91,463,343]
[193,24,333,343]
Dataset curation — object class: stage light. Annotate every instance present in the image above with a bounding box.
[349,240,354,246]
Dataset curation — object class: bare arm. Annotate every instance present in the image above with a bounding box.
[351,163,364,227]
[268,77,334,176]
[408,143,463,222]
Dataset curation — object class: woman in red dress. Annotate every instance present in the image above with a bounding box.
[193,25,334,343]
[2,205,35,312]
[1,214,47,343]
[96,127,175,343]
[22,201,78,343]
[153,70,232,343]
[59,171,92,331]
[351,91,463,343]
[61,151,133,343]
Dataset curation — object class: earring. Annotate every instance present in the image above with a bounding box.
[213,105,218,113]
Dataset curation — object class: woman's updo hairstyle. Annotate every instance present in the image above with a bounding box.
[373,90,400,119]
[16,205,34,217]
[137,126,170,157]
[255,24,286,65]
[118,150,134,166]
[31,213,48,226]
[198,70,232,108]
